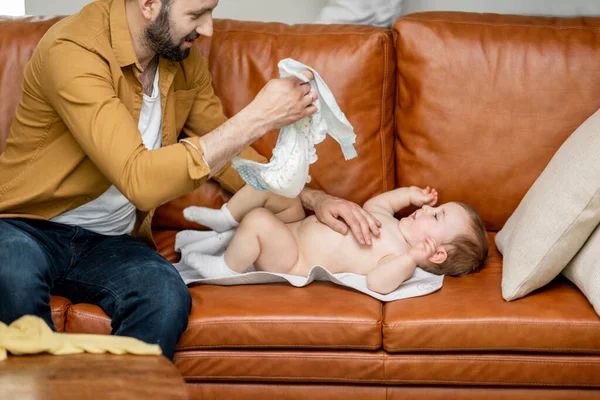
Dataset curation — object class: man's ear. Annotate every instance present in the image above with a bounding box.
[139,0,160,20]
[428,247,447,265]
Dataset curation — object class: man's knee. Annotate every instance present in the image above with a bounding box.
[110,260,190,360]
[0,231,49,291]
[0,227,52,324]
[162,272,192,319]
[136,263,191,320]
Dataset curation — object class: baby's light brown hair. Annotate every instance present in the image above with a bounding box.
[419,203,488,277]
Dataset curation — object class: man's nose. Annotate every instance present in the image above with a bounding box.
[197,19,214,37]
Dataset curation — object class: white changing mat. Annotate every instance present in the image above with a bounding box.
[173,230,444,302]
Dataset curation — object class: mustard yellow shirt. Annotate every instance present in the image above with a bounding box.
[0,0,265,246]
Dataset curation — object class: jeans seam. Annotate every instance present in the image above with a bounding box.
[62,227,104,285]
[65,226,83,275]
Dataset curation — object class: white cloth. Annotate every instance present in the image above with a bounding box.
[232,58,358,198]
[172,228,444,303]
[51,69,163,235]
[315,0,404,28]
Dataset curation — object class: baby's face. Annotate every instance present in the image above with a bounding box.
[398,202,471,248]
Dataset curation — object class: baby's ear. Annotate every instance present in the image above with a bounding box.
[428,247,447,265]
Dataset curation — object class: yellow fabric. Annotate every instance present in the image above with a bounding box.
[0,315,162,361]
[0,0,266,246]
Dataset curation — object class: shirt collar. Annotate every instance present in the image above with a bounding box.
[110,0,139,68]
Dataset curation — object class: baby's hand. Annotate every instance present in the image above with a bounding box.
[409,186,438,208]
[408,237,437,266]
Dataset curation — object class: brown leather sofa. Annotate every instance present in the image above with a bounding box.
[2,11,600,400]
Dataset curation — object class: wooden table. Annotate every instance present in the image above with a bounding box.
[0,353,188,400]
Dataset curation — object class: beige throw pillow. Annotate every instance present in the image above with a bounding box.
[563,224,600,315]
[495,108,600,301]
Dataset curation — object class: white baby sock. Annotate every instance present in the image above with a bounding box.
[180,230,235,256]
[183,204,240,232]
[184,253,241,279]
[175,229,219,252]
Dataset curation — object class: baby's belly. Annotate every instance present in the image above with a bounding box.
[289,216,382,275]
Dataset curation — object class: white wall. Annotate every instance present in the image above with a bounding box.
[24,0,89,16]
[212,0,328,24]
[23,0,600,20]
[0,1,25,16]
[22,0,329,22]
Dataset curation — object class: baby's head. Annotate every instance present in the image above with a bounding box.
[400,202,488,277]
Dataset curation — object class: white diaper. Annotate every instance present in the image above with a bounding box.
[232,58,358,198]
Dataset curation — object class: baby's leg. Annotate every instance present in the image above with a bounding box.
[227,185,305,223]
[224,208,300,274]
[183,185,305,232]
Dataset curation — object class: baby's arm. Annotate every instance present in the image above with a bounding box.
[366,254,417,294]
[363,186,438,215]
[366,236,438,294]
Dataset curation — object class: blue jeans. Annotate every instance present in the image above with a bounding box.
[0,218,191,360]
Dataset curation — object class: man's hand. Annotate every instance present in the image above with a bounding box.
[409,186,438,208]
[200,70,319,173]
[248,70,319,132]
[408,236,438,266]
[300,188,381,246]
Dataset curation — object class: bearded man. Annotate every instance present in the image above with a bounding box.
[0,0,381,360]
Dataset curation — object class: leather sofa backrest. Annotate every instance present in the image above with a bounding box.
[197,20,397,208]
[394,12,600,230]
[154,20,398,229]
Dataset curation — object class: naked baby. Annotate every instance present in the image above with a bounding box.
[183,185,488,294]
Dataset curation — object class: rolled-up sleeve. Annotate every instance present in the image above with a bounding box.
[41,40,210,211]
[180,49,267,194]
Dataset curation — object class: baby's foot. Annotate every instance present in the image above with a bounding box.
[183,203,239,232]
[185,253,240,279]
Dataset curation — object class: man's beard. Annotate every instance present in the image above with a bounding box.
[142,6,199,62]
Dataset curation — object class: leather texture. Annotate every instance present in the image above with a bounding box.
[2,11,600,398]
[175,350,600,387]
[65,304,111,335]
[49,295,70,333]
[188,384,600,400]
[64,283,383,351]
[383,233,600,354]
[394,12,600,230]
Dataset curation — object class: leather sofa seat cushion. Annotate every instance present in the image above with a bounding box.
[50,295,71,333]
[383,233,600,354]
[57,235,600,354]
[58,282,383,351]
